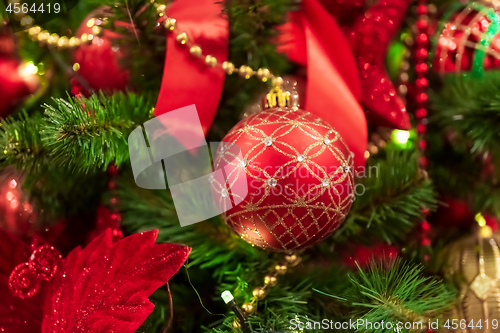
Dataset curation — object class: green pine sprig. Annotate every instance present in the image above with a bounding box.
[430,72,500,153]
[336,148,437,244]
[41,92,153,173]
[338,259,455,333]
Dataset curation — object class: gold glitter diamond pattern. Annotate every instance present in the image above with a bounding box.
[211,107,355,251]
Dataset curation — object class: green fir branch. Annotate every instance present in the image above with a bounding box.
[115,168,265,277]
[0,111,47,173]
[430,72,500,153]
[339,259,456,333]
[211,262,317,333]
[336,148,437,243]
[41,92,153,172]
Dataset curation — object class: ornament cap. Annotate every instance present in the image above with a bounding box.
[264,86,300,110]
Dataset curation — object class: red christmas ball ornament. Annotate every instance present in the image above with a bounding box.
[433,2,500,74]
[71,8,129,95]
[0,56,39,117]
[212,92,355,252]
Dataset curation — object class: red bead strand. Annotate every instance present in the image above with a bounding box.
[413,0,432,253]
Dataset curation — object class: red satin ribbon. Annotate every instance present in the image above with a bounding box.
[278,0,367,168]
[154,0,228,139]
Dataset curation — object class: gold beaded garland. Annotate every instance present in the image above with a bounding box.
[164,17,177,30]
[256,68,271,82]
[222,61,235,74]
[275,264,287,275]
[238,65,253,79]
[252,287,266,300]
[189,45,202,57]
[285,254,297,264]
[264,275,277,287]
[156,4,166,13]
[232,319,241,329]
[241,302,256,315]
[14,2,285,88]
[21,18,100,49]
[271,76,284,87]
[205,55,217,67]
[175,32,188,44]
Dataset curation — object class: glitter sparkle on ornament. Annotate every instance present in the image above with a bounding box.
[268,178,277,187]
[322,178,330,187]
[239,159,248,168]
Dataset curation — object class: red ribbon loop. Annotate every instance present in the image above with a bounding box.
[279,0,368,168]
[154,0,228,145]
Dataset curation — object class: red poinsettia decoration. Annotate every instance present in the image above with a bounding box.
[0,228,191,333]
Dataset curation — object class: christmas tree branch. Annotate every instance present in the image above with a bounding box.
[0,111,47,173]
[339,259,455,332]
[41,92,153,173]
[430,72,500,153]
[335,148,437,244]
[115,169,266,276]
[208,260,316,332]
[208,0,295,140]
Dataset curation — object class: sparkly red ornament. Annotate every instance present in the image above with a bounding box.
[71,9,129,95]
[0,230,46,331]
[347,0,412,130]
[212,106,355,252]
[0,56,38,117]
[433,2,500,75]
[8,262,40,299]
[28,245,62,281]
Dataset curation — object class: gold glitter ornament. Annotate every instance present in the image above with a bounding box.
[444,226,500,332]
